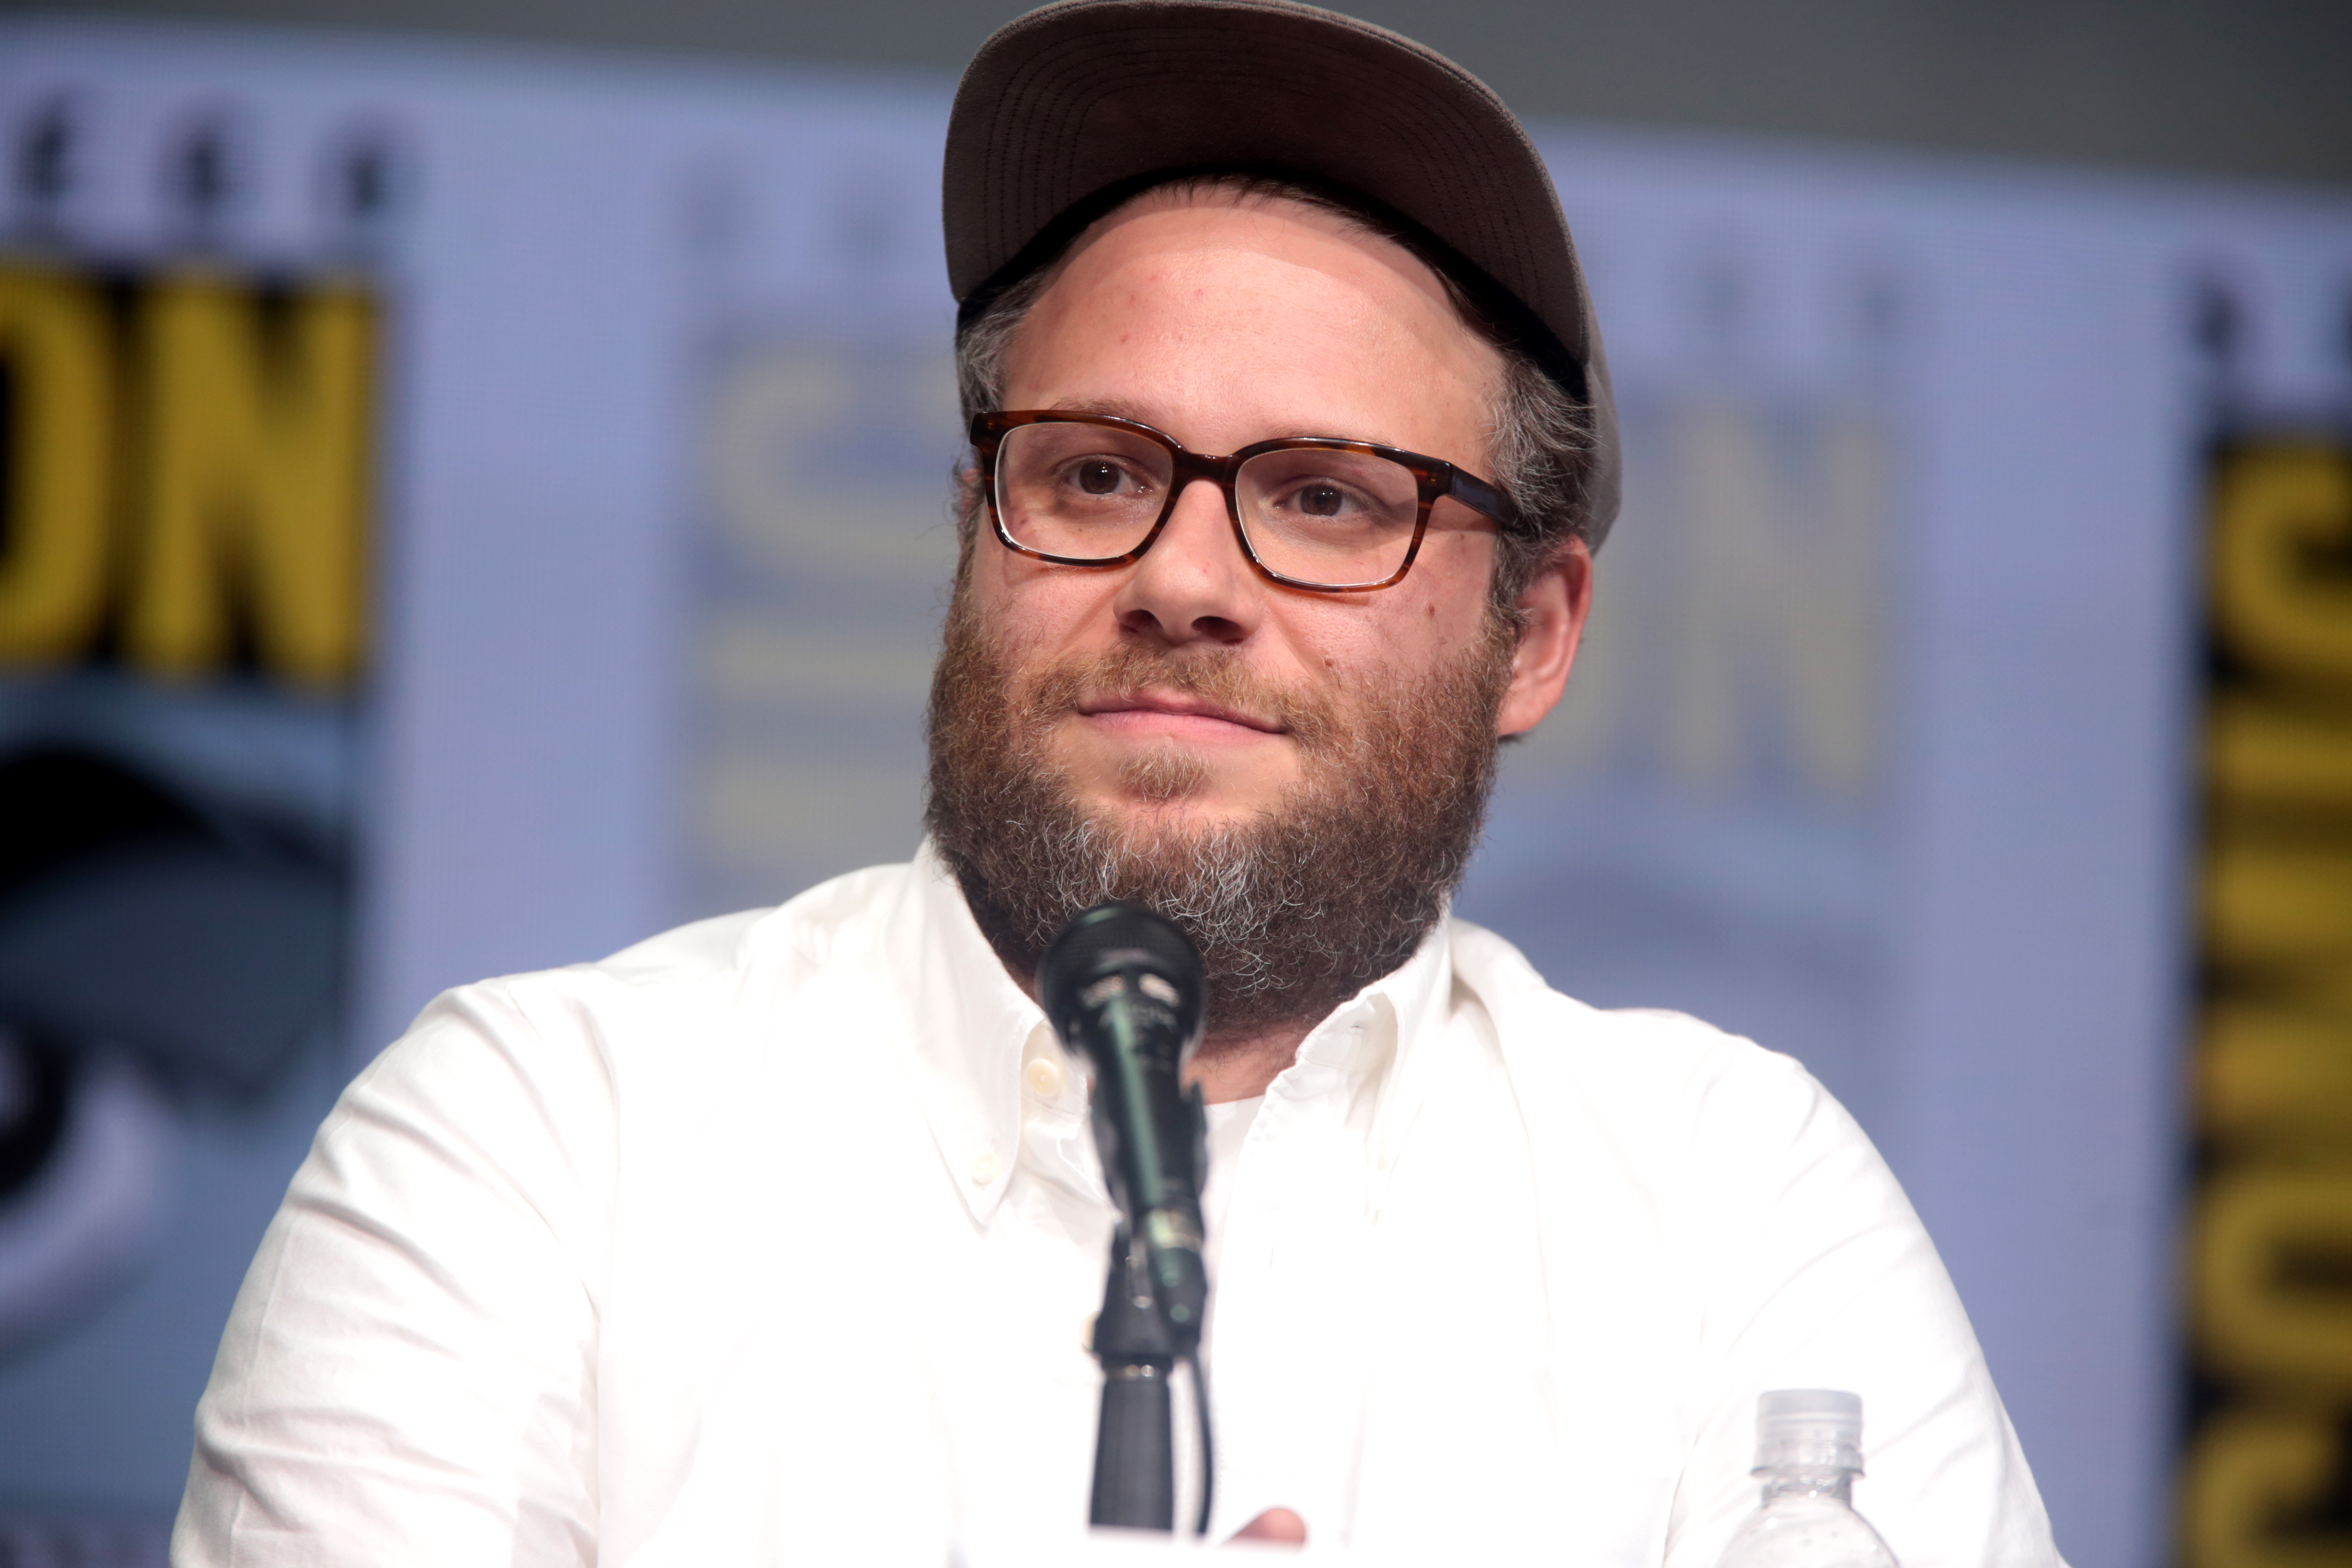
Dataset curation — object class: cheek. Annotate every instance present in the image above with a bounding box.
[967,548,1119,657]
[1267,552,1493,685]
[1289,599,1444,689]
[1381,533,1497,654]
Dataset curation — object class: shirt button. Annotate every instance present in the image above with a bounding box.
[969,1147,998,1185]
[1025,1057,1064,1098]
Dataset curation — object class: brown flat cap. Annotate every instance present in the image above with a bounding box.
[943,0,1621,541]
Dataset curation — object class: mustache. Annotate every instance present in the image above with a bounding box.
[1016,641,1340,755]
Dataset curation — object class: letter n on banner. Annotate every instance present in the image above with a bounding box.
[0,258,376,687]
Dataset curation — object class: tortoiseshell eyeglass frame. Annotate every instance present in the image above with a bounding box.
[969,409,1517,593]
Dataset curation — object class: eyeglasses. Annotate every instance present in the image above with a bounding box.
[970,410,1516,593]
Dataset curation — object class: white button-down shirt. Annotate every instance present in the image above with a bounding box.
[175,847,2063,1566]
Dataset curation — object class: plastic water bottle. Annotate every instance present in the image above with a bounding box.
[1713,1390,1899,1568]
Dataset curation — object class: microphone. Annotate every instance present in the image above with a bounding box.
[1037,901,1209,1341]
[1039,902,1215,1534]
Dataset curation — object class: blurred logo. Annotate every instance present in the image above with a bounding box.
[2180,278,2352,1568]
[0,261,373,685]
[0,91,389,1356]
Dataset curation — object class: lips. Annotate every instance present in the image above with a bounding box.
[1075,689,1285,736]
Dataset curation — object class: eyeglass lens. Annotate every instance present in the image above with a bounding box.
[994,421,1422,588]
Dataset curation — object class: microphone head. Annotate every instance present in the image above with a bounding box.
[1037,902,1206,1068]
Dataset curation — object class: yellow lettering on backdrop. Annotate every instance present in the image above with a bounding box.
[2185,438,2352,1568]
[2198,1171,2352,1394]
[2213,445,2352,683]
[1665,400,1878,798]
[2185,1411,2352,1568]
[126,272,373,684]
[2203,840,2352,969]
[0,265,113,662]
[2211,697,2352,807]
[2202,1002,2352,1144]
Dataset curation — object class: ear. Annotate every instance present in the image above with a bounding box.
[1493,536,1594,738]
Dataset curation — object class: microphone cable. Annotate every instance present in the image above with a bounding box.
[1187,1346,1215,1536]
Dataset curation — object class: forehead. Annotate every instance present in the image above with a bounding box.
[1079,183,1463,312]
[1004,187,1500,451]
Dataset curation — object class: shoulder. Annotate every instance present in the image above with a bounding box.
[470,859,911,1019]
[354,860,920,1102]
[295,861,924,1243]
[1443,918,1940,1364]
[575,858,913,996]
[1445,916,1875,1199]
[1449,917,1821,1109]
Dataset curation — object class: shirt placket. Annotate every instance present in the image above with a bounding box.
[1203,1001,1392,1544]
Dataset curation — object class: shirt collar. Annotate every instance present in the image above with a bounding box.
[1252,910,1454,1205]
[881,841,1456,1221]
[884,842,1046,1223]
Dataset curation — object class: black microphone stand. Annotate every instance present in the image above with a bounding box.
[1089,1225,1184,1530]
[1039,902,1217,1537]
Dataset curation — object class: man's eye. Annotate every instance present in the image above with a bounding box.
[1074,459,1124,495]
[1277,480,1361,518]
[1296,482,1347,517]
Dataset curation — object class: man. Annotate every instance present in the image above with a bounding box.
[176,2,2065,1564]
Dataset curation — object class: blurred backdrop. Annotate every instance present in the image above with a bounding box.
[0,3,2345,1566]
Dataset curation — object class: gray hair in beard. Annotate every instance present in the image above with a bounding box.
[923,589,1517,1041]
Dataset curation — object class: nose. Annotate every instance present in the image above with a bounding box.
[1110,477,1261,647]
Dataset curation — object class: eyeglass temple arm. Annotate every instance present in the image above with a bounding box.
[1446,468,1518,529]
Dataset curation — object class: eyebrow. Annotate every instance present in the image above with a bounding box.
[1038,398,1422,456]
[1045,397,1152,423]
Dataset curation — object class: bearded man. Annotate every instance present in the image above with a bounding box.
[176,3,2066,1565]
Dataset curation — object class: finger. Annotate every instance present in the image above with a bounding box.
[1227,1507,1307,1546]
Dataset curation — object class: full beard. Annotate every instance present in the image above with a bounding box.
[923,587,1515,1047]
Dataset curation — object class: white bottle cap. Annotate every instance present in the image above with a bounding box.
[1753,1388,1865,1473]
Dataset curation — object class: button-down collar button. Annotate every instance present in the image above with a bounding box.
[969,1147,999,1185]
[1025,1057,1064,1099]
